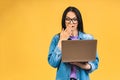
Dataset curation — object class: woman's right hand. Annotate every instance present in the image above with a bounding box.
[58,27,73,50]
[60,27,72,40]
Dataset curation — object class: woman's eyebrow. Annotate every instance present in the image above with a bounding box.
[66,16,77,19]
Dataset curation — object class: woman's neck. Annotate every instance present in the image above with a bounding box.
[71,30,78,37]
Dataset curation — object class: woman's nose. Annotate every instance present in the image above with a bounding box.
[69,20,74,24]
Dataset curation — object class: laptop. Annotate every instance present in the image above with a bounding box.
[61,40,97,62]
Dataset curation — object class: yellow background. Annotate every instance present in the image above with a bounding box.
[0,0,120,80]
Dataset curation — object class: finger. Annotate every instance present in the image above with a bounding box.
[70,63,75,65]
[80,62,88,64]
[60,28,65,34]
[67,30,72,36]
[70,62,77,65]
[64,28,68,32]
[65,27,72,35]
[67,26,73,30]
[70,62,80,67]
[63,29,70,37]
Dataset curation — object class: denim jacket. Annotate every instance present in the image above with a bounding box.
[48,32,99,80]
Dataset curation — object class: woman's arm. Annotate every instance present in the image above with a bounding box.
[70,62,91,70]
[70,53,99,73]
[48,35,62,68]
[48,27,72,68]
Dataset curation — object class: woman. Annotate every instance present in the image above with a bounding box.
[48,6,99,80]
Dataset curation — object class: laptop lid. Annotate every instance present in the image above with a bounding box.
[62,40,97,62]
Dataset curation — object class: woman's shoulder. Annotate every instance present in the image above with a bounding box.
[79,32,94,40]
[51,33,60,40]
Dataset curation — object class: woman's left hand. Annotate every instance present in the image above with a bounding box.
[70,62,91,70]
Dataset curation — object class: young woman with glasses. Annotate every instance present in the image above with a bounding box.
[48,6,99,80]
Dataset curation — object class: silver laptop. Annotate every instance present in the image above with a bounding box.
[62,40,97,62]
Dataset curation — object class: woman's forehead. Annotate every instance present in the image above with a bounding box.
[66,11,77,18]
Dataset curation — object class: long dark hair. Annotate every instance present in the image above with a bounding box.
[62,6,84,33]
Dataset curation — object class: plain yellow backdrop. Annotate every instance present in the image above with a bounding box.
[0,0,120,80]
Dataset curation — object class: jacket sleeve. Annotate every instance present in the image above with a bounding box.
[48,35,62,68]
[83,34,99,73]
[87,53,99,73]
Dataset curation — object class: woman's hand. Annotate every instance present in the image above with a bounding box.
[70,62,91,70]
[60,27,73,40]
[58,27,73,50]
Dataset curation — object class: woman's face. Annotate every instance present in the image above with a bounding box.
[65,11,78,31]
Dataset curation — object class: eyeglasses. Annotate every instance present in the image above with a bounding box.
[65,17,78,24]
